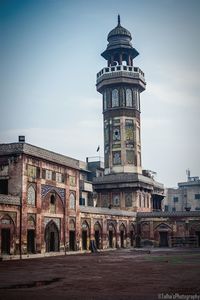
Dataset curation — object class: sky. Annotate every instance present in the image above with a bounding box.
[0,0,200,188]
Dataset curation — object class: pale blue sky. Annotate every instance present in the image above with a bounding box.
[0,0,200,187]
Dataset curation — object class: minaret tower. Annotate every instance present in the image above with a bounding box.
[94,17,164,212]
[96,15,146,175]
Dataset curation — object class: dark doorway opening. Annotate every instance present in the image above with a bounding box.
[120,231,124,248]
[45,222,59,252]
[82,231,87,250]
[109,230,113,248]
[27,230,35,253]
[69,231,75,251]
[195,231,200,247]
[159,231,168,247]
[95,230,100,249]
[130,231,134,246]
[1,228,10,254]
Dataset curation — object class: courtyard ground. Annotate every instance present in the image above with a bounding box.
[0,248,200,300]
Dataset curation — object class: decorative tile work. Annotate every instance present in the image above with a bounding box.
[41,184,65,204]
[102,194,109,208]
[125,193,132,207]
[113,151,121,165]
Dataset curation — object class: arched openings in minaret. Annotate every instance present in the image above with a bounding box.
[112,89,119,107]
[126,88,133,107]
[108,53,133,67]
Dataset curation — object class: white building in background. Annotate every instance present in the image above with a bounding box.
[163,174,200,212]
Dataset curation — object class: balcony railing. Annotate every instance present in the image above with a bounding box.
[96,65,145,83]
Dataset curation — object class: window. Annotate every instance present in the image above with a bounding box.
[164,205,168,212]
[46,170,52,180]
[69,193,76,209]
[172,207,176,212]
[104,91,107,110]
[27,185,36,206]
[79,198,85,206]
[27,165,36,178]
[112,194,120,207]
[102,194,109,207]
[113,151,121,165]
[113,127,120,141]
[50,194,56,213]
[0,179,8,194]
[56,172,62,183]
[125,193,132,207]
[69,176,76,186]
[173,197,179,202]
[112,89,119,107]
[126,89,132,107]
[195,194,200,200]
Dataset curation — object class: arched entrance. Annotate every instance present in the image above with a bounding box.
[108,223,116,248]
[82,221,90,250]
[69,219,76,251]
[130,223,135,247]
[155,223,171,247]
[27,216,36,254]
[45,221,59,252]
[119,224,126,248]
[0,215,15,255]
[94,222,102,249]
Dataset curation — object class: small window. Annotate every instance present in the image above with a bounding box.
[79,198,85,206]
[70,193,76,209]
[195,194,200,200]
[56,172,62,183]
[164,205,168,212]
[103,91,107,110]
[173,197,179,202]
[50,194,56,213]
[126,89,132,107]
[112,89,119,107]
[46,170,52,180]
[172,207,176,212]
[112,194,120,207]
[27,165,36,178]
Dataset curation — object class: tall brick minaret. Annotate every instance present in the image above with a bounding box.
[96,15,146,176]
[94,16,164,212]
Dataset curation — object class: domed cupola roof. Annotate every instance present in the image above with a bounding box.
[107,15,132,41]
[101,15,139,61]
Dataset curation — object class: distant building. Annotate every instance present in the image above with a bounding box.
[163,175,200,212]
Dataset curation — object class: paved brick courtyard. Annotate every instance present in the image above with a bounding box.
[0,248,200,300]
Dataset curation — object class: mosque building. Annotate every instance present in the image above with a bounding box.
[0,17,199,257]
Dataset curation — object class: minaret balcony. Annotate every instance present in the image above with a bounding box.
[96,65,146,91]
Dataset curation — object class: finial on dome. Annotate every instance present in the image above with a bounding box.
[118,14,121,26]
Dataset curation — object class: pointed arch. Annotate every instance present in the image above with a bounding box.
[45,220,60,252]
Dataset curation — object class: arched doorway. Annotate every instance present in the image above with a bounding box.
[119,224,126,248]
[69,219,76,251]
[130,223,135,247]
[45,221,59,252]
[108,223,116,248]
[155,223,171,247]
[94,222,102,249]
[27,216,36,254]
[82,221,90,250]
[0,215,15,255]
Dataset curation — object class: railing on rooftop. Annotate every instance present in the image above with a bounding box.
[97,65,145,81]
